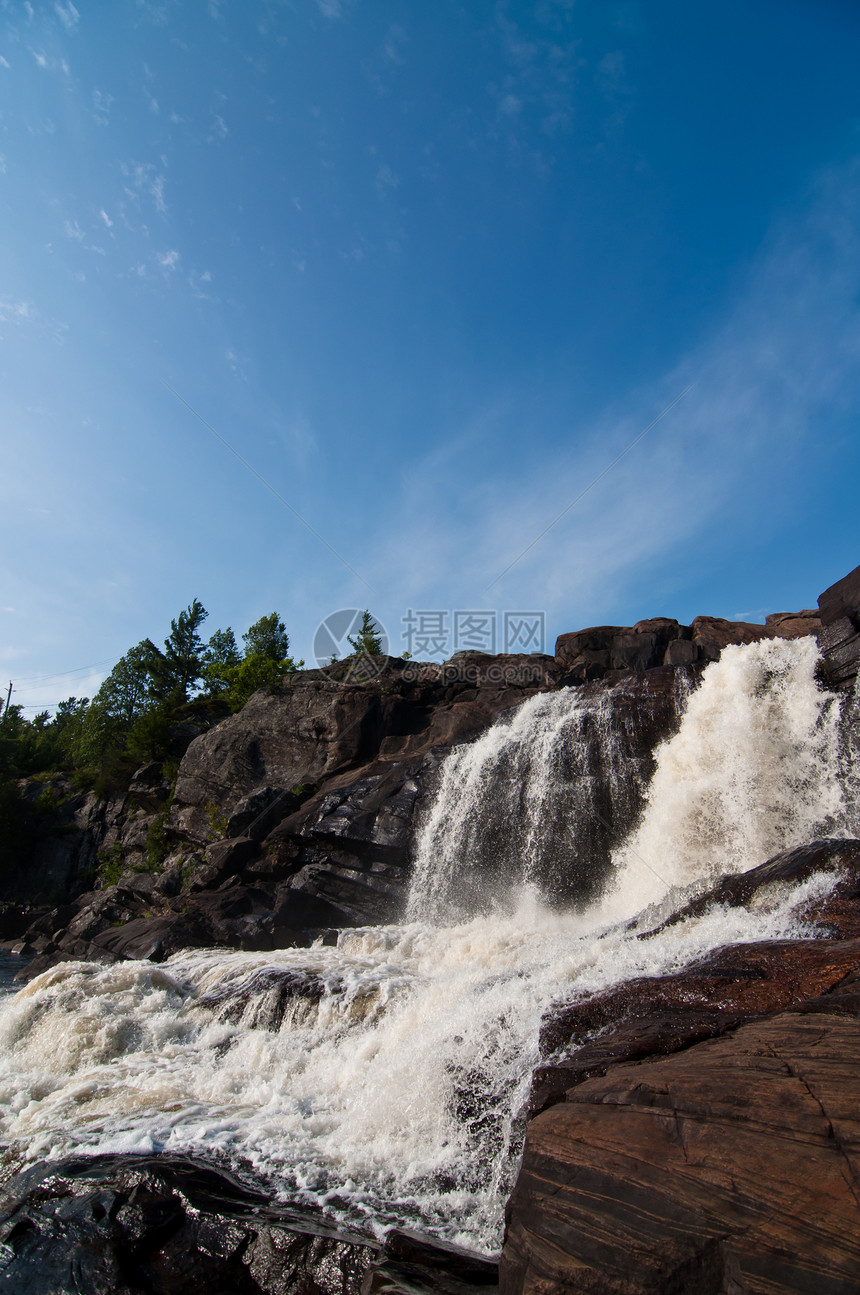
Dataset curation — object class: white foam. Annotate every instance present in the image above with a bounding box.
[0,637,851,1254]
[605,637,847,919]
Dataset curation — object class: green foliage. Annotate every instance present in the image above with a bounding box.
[147,598,209,704]
[1,600,302,887]
[96,643,152,726]
[144,807,171,870]
[213,653,303,711]
[243,612,289,662]
[348,610,384,656]
[97,842,125,886]
[203,800,230,841]
[202,628,241,694]
[125,703,173,766]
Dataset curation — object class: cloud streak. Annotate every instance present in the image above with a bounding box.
[362,158,860,637]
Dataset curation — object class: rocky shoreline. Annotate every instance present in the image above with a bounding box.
[0,564,858,1293]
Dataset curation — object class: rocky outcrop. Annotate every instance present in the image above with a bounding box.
[503,1011,860,1295]
[0,1155,497,1295]
[501,839,860,1294]
[818,562,860,691]
[554,609,820,684]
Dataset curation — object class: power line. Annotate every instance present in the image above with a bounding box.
[13,657,115,685]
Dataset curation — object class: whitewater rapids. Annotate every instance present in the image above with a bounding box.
[0,638,854,1255]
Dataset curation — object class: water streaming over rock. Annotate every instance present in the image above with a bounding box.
[606,636,852,919]
[0,638,854,1255]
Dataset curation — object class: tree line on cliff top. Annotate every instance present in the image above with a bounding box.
[0,600,301,825]
[0,602,386,884]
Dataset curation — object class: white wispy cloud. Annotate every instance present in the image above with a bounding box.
[63,218,84,240]
[0,56,10,69]
[99,209,113,228]
[92,88,113,125]
[30,48,48,68]
[208,112,229,142]
[317,0,342,17]
[0,298,34,324]
[156,248,180,271]
[362,158,860,634]
[125,161,167,214]
[376,162,399,193]
[54,2,80,31]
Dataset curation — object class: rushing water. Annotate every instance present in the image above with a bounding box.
[0,638,854,1255]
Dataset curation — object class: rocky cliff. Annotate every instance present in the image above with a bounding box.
[12,584,846,978]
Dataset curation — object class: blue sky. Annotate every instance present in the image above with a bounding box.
[2,0,860,712]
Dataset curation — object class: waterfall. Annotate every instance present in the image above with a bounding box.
[408,673,691,921]
[605,636,850,918]
[0,637,852,1257]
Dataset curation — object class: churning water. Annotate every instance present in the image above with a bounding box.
[0,639,855,1255]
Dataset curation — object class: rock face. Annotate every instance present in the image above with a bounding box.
[504,1012,860,1295]
[501,839,860,1295]
[553,611,820,683]
[818,561,860,691]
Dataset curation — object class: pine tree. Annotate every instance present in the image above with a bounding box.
[347,610,383,656]
[148,599,209,702]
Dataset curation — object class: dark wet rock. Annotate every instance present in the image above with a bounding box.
[128,760,172,812]
[817,562,860,690]
[197,967,333,1030]
[374,1230,499,1294]
[765,608,821,638]
[225,786,309,841]
[188,837,261,892]
[0,1155,496,1295]
[0,1155,377,1295]
[688,613,774,660]
[818,562,860,628]
[531,840,860,1114]
[650,837,860,936]
[554,610,817,684]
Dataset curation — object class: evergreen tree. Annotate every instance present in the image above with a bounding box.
[203,611,301,710]
[202,626,241,698]
[347,610,383,656]
[148,598,209,702]
[205,627,241,670]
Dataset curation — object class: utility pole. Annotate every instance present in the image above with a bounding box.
[2,679,11,722]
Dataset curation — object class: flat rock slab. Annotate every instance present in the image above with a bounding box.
[502,1010,860,1294]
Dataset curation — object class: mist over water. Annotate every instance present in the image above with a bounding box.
[0,639,854,1255]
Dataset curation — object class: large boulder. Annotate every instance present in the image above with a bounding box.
[501,840,860,1294]
[502,1011,860,1295]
